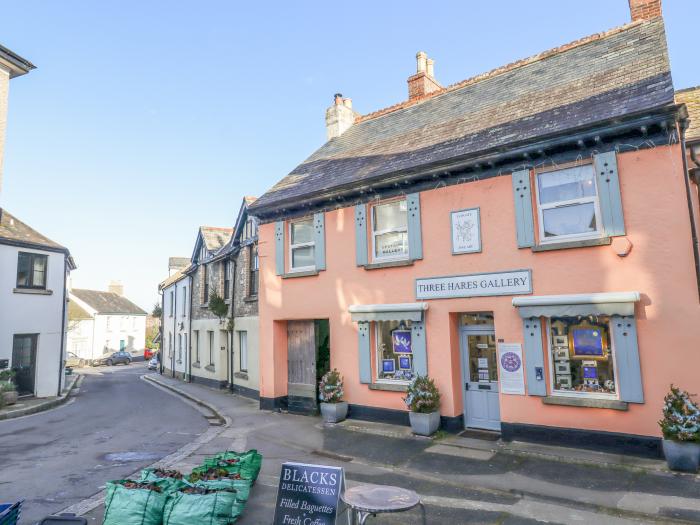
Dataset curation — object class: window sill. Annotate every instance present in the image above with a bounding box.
[244,295,258,303]
[234,371,248,380]
[14,287,53,295]
[542,395,628,411]
[205,364,215,372]
[363,259,413,270]
[368,382,409,393]
[192,361,201,368]
[281,270,319,279]
[532,237,611,252]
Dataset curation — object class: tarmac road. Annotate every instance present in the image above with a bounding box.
[0,363,209,525]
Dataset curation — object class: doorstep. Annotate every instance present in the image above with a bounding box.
[333,418,419,440]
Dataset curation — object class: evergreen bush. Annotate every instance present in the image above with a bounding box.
[659,385,700,442]
[318,369,344,403]
[403,375,441,413]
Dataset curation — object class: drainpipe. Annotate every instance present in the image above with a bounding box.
[57,258,69,396]
[158,289,164,376]
[679,121,700,302]
[172,282,177,378]
[188,274,193,383]
[229,257,236,394]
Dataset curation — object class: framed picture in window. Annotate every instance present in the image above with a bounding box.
[398,356,412,370]
[569,322,607,360]
[451,208,481,254]
[391,329,412,354]
[382,359,396,374]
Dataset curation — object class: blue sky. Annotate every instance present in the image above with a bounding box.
[1,1,697,310]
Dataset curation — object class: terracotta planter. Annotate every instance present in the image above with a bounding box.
[2,391,18,406]
[409,410,440,436]
[663,439,700,473]
[320,401,348,423]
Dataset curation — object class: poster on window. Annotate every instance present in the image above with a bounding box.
[572,328,604,358]
[391,330,412,354]
[451,208,481,254]
[497,343,525,395]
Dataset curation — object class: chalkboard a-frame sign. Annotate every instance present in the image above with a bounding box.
[273,462,345,525]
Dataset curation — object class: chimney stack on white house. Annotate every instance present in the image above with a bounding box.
[325,93,356,140]
[628,0,662,21]
[108,280,124,296]
[407,51,442,100]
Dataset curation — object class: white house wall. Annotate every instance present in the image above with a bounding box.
[67,318,94,360]
[92,314,146,359]
[162,276,190,378]
[232,315,259,397]
[0,244,68,397]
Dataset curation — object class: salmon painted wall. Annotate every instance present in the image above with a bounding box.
[258,144,700,438]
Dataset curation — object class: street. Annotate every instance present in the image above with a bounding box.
[0,364,209,525]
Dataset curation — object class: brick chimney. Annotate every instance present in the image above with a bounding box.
[325,93,356,140]
[407,51,442,100]
[629,0,661,21]
[108,280,124,296]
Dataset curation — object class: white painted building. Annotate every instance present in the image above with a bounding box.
[68,288,147,362]
[159,269,191,379]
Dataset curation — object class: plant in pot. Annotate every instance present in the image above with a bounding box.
[318,369,347,424]
[0,370,17,407]
[403,375,441,436]
[659,385,700,472]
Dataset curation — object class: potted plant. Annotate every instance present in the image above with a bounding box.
[318,369,347,423]
[404,375,441,436]
[0,370,17,406]
[659,385,700,472]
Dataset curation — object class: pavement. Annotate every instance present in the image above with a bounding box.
[0,363,210,525]
[74,373,700,524]
[0,373,80,421]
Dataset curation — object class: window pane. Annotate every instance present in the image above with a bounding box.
[468,334,498,382]
[32,255,47,287]
[291,245,315,268]
[17,253,31,287]
[542,203,596,238]
[291,220,313,244]
[373,201,407,231]
[549,316,615,395]
[375,231,408,259]
[240,331,248,371]
[538,165,596,204]
[376,320,414,382]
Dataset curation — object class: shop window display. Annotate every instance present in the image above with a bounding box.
[548,316,616,395]
[376,320,414,382]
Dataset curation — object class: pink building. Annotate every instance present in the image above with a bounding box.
[249,0,700,457]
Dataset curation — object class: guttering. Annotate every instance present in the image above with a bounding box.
[0,44,35,77]
[679,122,700,302]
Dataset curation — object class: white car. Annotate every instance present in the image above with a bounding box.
[147,356,158,370]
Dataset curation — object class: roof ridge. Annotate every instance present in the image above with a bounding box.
[200,225,233,231]
[356,19,651,124]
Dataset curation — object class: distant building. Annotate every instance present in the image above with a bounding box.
[159,266,191,379]
[168,257,190,277]
[68,287,147,362]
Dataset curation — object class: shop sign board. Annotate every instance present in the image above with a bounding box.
[451,207,481,254]
[273,462,345,525]
[416,270,532,300]
[498,343,525,395]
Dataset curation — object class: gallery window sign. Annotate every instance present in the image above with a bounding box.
[391,329,412,354]
[416,269,532,300]
[451,207,481,254]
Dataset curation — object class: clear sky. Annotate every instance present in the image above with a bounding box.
[1,1,697,311]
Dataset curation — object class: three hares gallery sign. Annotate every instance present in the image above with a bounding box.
[273,462,345,525]
[416,269,532,300]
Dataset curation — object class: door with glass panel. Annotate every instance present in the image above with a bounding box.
[460,328,501,430]
[12,334,37,396]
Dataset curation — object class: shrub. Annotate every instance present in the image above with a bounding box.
[318,369,344,403]
[403,375,441,413]
[659,385,700,442]
[0,370,15,382]
[0,381,16,393]
[208,293,228,320]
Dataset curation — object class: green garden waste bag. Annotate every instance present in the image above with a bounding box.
[139,468,186,493]
[193,478,252,502]
[163,489,241,525]
[103,480,168,525]
[203,450,263,480]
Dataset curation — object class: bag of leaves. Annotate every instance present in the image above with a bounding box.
[139,468,186,493]
[188,468,253,502]
[203,450,263,480]
[103,480,168,525]
[163,486,242,525]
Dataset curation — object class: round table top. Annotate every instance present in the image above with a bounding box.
[341,484,421,513]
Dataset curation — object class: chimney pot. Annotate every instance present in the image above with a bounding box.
[426,58,435,78]
[408,52,442,100]
[108,280,124,296]
[416,51,427,73]
[342,98,352,109]
[326,93,355,140]
[628,0,662,21]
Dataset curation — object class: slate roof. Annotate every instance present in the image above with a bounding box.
[0,208,70,253]
[201,226,233,252]
[676,86,700,142]
[158,268,190,290]
[68,300,92,321]
[251,18,674,216]
[71,289,147,315]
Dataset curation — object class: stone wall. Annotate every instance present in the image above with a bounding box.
[233,241,258,318]
[191,261,221,321]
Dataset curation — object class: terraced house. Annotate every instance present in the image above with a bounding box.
[249,0,700,457]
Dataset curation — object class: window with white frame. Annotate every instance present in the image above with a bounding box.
[375,320,414,383]
[177,334,182,362]
[239,330,248,372]
[106,317,112,331]
[547,315,617,397]
[289,218,315,271]
[169,291,174,316]
[371,200,408,261]
[194,330,200,363]
[535,164,602,242]
[182,286,187,316]
[208,331,214,365]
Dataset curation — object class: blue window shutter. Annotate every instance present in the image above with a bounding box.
[594,151,626,237]
[522,317,546,396]
[511,169,535,248]
[274,221,285,276]
[411,321,427,376]
[313,212,326,271]
[355,204,368,266]
[407,193,423,260]
[611,315,643,403]
[358,322,371,383]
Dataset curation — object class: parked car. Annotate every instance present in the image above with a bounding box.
[64,351,85,368]
[147,356,158,370]
[144,348,157,360]
[93,351,132,367]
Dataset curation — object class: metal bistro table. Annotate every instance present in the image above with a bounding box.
[341,484,426,525]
